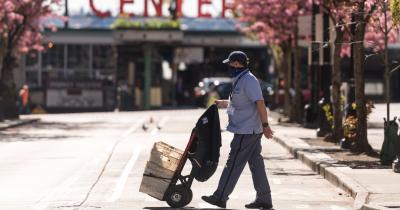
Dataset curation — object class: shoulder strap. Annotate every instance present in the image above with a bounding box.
[230,70,249,99]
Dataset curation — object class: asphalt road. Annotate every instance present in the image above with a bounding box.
[0,109,353,210]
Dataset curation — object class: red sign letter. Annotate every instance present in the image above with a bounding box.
[176,0,183,18]
[198,0,211,18]
[89,0,111,17]
[120,0,135,16]
[222,0,232,18]
[144,0,163,17]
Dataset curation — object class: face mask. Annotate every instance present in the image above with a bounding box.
[229,66,247,77]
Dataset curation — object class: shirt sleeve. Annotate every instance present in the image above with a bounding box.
[244,76,264,102]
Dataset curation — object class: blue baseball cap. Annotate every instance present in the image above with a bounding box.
[222,51,249,66]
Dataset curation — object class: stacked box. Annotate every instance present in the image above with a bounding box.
[139,141,184,200]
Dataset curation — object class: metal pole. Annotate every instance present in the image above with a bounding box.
[64,0,69,28]
[383,2,390,121]
[143,45,152,110]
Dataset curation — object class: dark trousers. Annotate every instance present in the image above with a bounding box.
[213,133,272,204]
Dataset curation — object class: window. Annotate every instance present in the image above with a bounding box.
[26,71,39,87]
[93,45,115,69]
[24,52,40,87]
[25,52,39,70]
[67,44,90,69]
[92,45,116,81]
[67,44,90,79]
[42,44,64,70]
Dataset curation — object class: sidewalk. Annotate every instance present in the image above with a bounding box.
[269,111,400,210]
[0,118,39,131]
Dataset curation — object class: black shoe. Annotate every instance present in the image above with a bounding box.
[201,195,226,208]
[245,200,273,209]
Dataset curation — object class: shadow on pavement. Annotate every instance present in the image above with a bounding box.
[336,160,392,169]
[30,121,105,130]
[0,132,83,142]
[263,155,296,161]
[144,207,237,210]
[269,168,317,176]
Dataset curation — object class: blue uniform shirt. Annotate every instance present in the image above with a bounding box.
[227,70,264,134]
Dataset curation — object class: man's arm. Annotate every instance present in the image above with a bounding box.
[256,100,273,139]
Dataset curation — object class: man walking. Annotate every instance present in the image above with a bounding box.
[202,51,274,209]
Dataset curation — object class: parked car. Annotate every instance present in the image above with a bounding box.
[194,77,232,107]
[258,79,275,108]
[195,77,276,108]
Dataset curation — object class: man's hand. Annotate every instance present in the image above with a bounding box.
[263,126,274,139]
[215,100,229,109]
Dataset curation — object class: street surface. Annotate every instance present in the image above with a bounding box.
[0,109,352,210]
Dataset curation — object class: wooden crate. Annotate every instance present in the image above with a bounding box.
[144,161,175,179]
[139,161,174,200]
[139,176,169,200]
[150,141,184,172]
[139,142,184,200]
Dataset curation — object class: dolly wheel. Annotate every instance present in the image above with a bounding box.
[165,185,193,208]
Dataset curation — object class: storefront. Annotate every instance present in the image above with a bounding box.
[18,15,269,112]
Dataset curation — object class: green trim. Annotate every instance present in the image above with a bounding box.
[112,18,180,30]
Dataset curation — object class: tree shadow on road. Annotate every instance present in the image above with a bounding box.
[0,132,83,142]
[30,121,105,130]
[0,121,110,142]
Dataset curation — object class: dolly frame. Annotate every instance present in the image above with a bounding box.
[162,129,198,207]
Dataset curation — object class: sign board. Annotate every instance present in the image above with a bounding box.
[46,89,103,108]
[174,47,204,64]
[88,0,234,18]
[46,81,104,108]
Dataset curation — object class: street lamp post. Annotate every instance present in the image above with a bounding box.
[316,10,333,137]
[304,1,319,128]
[64,0,69,28]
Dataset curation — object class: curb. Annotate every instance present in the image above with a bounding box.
[273,133,370,210]
[0,118,40,131]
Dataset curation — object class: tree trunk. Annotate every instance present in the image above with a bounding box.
[293,28,303,123]
[272,48,281,109]
[0,53,19,119]
[270,45,283,109]
[352,4,373,154]
[331,27,344,142]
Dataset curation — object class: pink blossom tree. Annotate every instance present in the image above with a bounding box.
[0,0,60,119]
[318,1,354,143]
[320,0,397,151]
[234,0,312,123]
[349,0,399,154]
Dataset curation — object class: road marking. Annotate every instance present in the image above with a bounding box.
[295,204,311,209]
[36,118,145,209]
[272,178,282,184]
[123,118,146,138]
[330,205,349,210]
[145,196,159,202]
[150,116,170,136]
[157,116,170,128]
[108,145,142,202]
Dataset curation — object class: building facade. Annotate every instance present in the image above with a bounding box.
[17,16,269,112]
